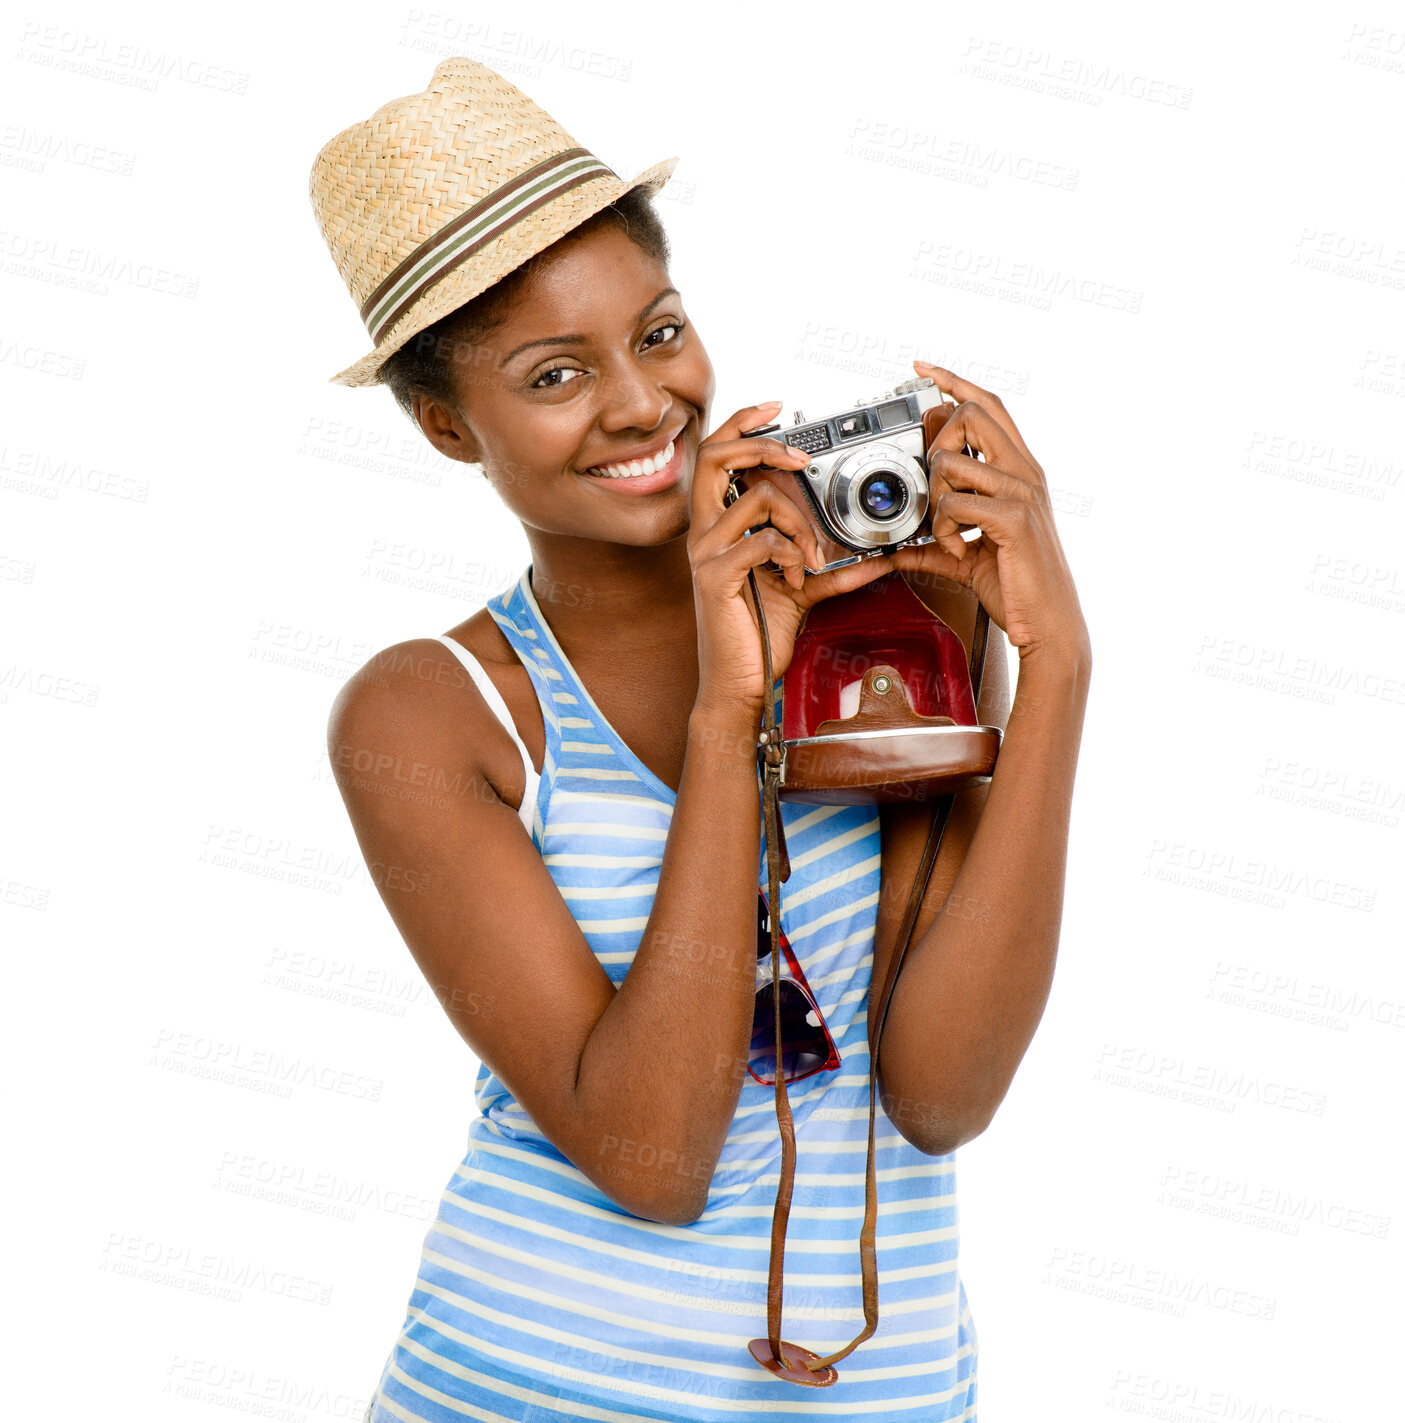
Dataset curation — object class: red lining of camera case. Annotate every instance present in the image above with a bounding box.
[782,571,977,738]
[776,568,999,804]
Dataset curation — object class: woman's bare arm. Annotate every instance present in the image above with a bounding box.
[875,644,1090,1154]
[328,637,764,1227]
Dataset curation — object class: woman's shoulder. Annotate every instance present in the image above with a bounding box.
[442,604,521,670]
[326,612,544,802]
[329,609,510,717]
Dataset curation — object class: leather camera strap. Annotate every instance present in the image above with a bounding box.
[744,566,991,1384]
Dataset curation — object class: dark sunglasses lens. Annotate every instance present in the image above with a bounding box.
[750,981,834,1085]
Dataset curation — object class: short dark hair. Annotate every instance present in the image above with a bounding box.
[378,185,671,424]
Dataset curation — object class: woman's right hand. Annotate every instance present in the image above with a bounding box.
[687,402,900,718]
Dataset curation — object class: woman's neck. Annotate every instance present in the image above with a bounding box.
[522,531,699,670]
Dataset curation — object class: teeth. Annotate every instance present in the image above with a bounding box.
[586,438,675,479]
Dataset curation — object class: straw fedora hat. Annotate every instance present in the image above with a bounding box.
[309,57,677,388]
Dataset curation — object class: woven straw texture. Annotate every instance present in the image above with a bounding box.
[310,57,675,387]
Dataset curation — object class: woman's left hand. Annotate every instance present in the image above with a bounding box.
[888,361,1090,669]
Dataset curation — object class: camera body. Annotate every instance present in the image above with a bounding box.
[730,375,968,574]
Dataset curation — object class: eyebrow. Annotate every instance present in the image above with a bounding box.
[499,288,681,366]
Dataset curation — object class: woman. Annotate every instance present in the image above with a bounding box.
[311,59,1090,1422]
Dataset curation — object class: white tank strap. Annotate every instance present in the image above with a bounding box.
[434,635,540,834]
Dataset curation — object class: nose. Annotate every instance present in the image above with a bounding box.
[597,352,670,435]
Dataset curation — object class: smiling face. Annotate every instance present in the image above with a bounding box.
[412,220,715,553]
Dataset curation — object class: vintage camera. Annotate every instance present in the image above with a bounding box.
[725,375,1000,805]
[728,375,976,574]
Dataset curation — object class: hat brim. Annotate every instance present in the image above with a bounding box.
[328,156,679,389]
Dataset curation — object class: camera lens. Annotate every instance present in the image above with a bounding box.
[856,470,909,522]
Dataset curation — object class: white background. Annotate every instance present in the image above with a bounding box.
[5,2,1402,1419]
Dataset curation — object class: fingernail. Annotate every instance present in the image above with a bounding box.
[758,400,782,410]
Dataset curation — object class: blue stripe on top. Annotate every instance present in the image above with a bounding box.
[367,566,978,1422]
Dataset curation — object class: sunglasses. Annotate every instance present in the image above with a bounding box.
[749,891,842,1086]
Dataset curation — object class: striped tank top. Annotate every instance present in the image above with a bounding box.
[365,567,978,1421]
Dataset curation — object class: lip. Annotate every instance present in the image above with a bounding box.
[578,425,687,495]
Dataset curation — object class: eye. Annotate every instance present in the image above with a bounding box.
[643,319,686,349]
[531,364,586,390]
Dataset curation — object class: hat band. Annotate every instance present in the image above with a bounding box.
[360,146,617,345]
